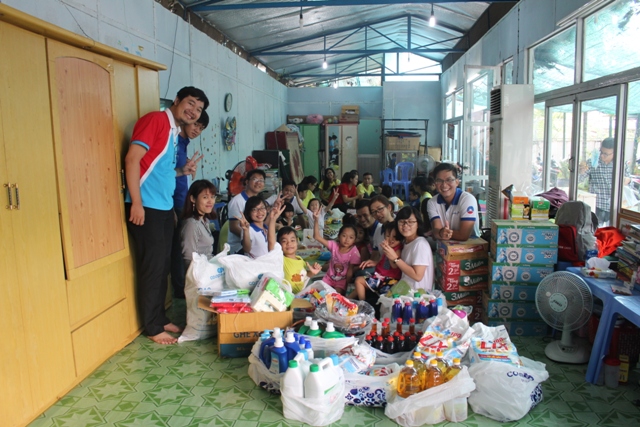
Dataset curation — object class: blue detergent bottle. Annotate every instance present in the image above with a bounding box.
[391,297,403,320]
[284,331,301,361]
[403,301,413,325]
[269,337,288,374]
[429,298,438,318]
[260,328,282,369]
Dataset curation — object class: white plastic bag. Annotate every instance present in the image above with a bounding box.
[281,365,345,426]
[218,245,284,290]
[248,352,283,394]
[301,334,357,359]
[344,363,400,407]
[187,245,229,295]
[468,356,549,422]
[385,366,476,427]
[179,247,230,342]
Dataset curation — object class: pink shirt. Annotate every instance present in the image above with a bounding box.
[324,240,361,290]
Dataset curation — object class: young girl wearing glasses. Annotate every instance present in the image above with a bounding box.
[380,206,434,292]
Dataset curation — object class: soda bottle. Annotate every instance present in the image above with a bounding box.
[445,358,463,382]
[397,360,421,398]
[425,359,444,389]
[365,334,372,345]
[370,319,378,336]
[408,318,416,336]
[412,351,427,391]
[403,301,413,325]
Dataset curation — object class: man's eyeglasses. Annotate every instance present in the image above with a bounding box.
[398,219,418,226]
[250,178,265,184]
[435,178,457,185]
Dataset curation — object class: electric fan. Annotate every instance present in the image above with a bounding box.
[535,271,593,363]
[416,154,437,175]
[225,156,258,197]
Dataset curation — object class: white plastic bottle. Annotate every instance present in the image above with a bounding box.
[304,358,338,399]
[281,360,305,398]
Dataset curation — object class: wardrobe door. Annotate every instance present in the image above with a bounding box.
[47,40,129,280]
[0,22,75,425]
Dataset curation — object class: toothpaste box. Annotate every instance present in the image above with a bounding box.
[489,259,555,283]
[442,290,483,306]
[437,255,489,277]
[483,293,541,320]
[437,238,488,261]
[488,283,539,301]
[491,220,558,246]
[437,273,489,292]
[491,245,558,265]
[482,316,549,337]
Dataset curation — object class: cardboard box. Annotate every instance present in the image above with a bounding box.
[339,114,359,123]
[483,293,541,320]
[491,245,558,265]
[198,296,293,358]
[437,274,488,292]
[488,283,539,301]
[427,147,442,161]
[489,259,554,283]
[491,220,558,246]
[511,192,529,205]
[529,196,551,210]
[482,316,548,337]
[437,256,489,277]
[385,136,420,151]
[341,105,360,115]
[437,238,489,261]
[442,290,483,306]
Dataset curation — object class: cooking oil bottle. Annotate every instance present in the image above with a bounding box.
[425,359,444,389]
[435,351,449,372]
[412,351,427,391]
[445,358,462,382]
[397,360,422,398]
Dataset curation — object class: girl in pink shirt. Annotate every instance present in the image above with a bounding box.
[312,211,361,294]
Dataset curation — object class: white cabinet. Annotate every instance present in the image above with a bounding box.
[325,124,358,179]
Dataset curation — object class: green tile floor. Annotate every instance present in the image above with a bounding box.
[29,300,640,427]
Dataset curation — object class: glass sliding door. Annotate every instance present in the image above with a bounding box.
[545,101,575,192]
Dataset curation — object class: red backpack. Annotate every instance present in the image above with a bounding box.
[557,224,579,262]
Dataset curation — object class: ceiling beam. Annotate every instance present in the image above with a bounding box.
[192,1,517,12]
[255,48,464,55]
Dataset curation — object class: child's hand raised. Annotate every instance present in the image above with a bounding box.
[307,262,322,276]
[269,203,286,223]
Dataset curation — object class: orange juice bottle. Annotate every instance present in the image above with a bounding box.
[397,360,422,398]
[425,359,444,389]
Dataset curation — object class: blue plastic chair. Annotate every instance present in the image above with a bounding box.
[380,168,395,189]
[392,162,415,200]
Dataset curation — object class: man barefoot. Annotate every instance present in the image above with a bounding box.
[125,86,209,345]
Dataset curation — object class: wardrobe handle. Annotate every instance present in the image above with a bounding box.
[120,169,126,192]
[4,183,13,210]
[14,184,20,210]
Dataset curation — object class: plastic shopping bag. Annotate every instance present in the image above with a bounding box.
[179,246,230,342]
[247,352,283,394]
[384,366,476,427]
[344,363,401,407]
[280,366,345,426]
[468,356,549,422]
[218,245,284,290]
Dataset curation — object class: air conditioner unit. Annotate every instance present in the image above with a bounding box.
[487,85,534,225]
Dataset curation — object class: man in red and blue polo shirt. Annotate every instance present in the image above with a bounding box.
[125,86,209,345]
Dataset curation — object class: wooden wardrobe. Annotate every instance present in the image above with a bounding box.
[0,5,165,426]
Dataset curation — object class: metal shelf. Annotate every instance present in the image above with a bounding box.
[381,118,429,147]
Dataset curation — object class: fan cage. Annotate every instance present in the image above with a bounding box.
[535,272,593,331]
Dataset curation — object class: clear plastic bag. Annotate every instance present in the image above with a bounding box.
[467,356,549,422]
[344,363,401,407]
[315,298,374,335]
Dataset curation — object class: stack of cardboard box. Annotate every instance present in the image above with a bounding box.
[483,220,559,336]
[510,192,530,221]
[435,238,489,323]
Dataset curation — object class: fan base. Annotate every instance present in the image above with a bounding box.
[545,338,591,364]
